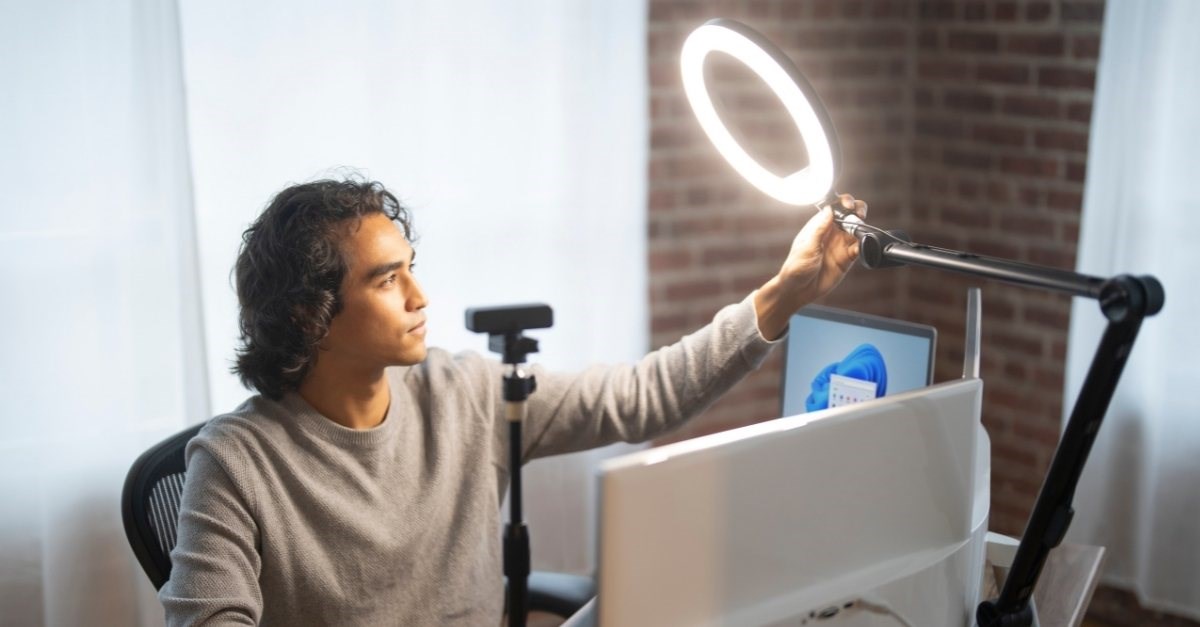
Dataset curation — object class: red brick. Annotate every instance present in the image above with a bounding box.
[991,386,1046,412]
[647,28,685,59]
[1002,95,1061,120]
[1047,190,1083,212]
[1066,101,1093,123]
[1035,129,1090,153]
[1024,303,1070,329]
[745,0,770,19]
[910,282,959,305]
[675,156,728,179]
[853,86,904,106]
[1019,186,1043,205]
[685,186,714,206]
[918,59,969,80]
[964,2,987,21]
[957,178,982,199]
[918,1,956,20]
[1066,161,1088,182]
[916,116,965,140]
[993,437,1040,468]
[1038,66,1097,90]
[918,29,939,51]
[973,123,1027,147]
[1000,155,1060,178]
[830,56,884,78]
[652,309,691,333]
[869,1,910,19]
[987,181,1012,203]
[1051,339,1068,361]
[965,236,1021,260]
[1025,2,1053,21]
[1072,34,1101,60]
[977,63,1031,85]
[780,2,805,20]
[943,149,993,170]
[786,28,850,51]
[839,0,865,18]
[811,0,838,20]
[649,188,676,212]
[941,206,992,229]
[651,126,698,150]
[1004,360,1030,381]
[921,174,952,194]
[701,245,759,265]
[1027,246,1075,269]
[836,114,887,136]
[664,278,723,301]
[649,247,693,272]
[1061,220,1080,243]
[648,61,677,89]
[1008,418,1065,446]
[1006,33,1065,56]
[945,89,996,113]
[1000,214,1056,238]
[947,30,1000,53]
[1063,1,1105,23]
[855,28,908,49]
[731,273,769,294]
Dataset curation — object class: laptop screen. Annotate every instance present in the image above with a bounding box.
[781,305,936,417]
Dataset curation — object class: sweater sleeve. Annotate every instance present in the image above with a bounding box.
[158,445,262,626]
[498,293,784,464]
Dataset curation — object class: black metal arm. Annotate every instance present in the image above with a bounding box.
[847,220,1164,627]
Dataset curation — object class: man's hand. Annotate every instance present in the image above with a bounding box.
[754,194,866,340]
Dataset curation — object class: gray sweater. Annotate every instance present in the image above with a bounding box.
[159,296,781,626]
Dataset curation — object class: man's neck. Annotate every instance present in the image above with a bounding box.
[297,359,391,430]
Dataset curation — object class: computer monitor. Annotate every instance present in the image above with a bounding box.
[781,305,936,417]
[594,378,987,626]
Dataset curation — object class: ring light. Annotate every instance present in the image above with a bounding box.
[681,18,841,206]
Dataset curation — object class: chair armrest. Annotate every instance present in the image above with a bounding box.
[528,571,596,618]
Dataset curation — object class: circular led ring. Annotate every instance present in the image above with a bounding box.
[681,19,841,206]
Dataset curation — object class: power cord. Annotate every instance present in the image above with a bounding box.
[797,594,915,627]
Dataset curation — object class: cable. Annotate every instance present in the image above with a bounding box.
[852,596,916,627]
[799,595,916,627]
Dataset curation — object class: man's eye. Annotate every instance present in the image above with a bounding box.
[383,274,397,285]
[409,263,417,273]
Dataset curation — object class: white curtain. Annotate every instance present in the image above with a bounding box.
[1064,0,1200,620]
[0,0,646,623]
[178,0,647,577]
[0,1,203,624]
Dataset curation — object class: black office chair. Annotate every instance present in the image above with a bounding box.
[121,421,595,618]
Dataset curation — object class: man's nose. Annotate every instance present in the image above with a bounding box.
[407,278,428,312]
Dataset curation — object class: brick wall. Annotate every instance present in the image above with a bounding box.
[647,2,1195,625]
[648,0,915,444]
[906,0,1103,539]
[650,0,1101,530]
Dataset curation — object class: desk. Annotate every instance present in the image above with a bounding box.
[1032,543,1107,627]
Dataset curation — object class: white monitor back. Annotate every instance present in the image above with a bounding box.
[596,378,984,626]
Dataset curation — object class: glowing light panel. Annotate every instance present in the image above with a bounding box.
[681,19,839,206]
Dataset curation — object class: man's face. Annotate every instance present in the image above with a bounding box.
[321,212,428,369]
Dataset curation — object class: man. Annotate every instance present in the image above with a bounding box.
[159,177,865,625]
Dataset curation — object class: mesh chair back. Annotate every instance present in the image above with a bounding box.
[121,422,206,590]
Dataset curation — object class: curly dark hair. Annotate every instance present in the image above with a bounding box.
[232,178,415,399]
